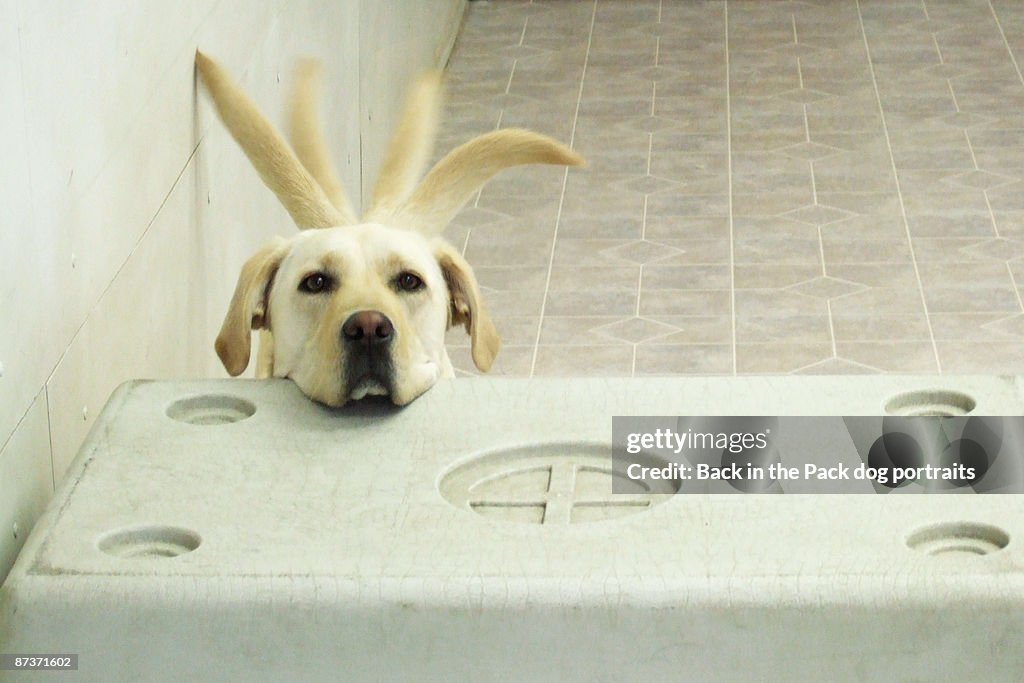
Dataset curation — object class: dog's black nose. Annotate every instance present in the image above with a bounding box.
[342,310,394,344]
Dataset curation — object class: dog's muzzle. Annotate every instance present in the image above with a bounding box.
[341,310,395,400]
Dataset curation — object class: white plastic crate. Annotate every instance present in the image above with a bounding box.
[2,376,1024,681]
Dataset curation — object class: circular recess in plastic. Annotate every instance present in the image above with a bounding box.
[98,525,202,559]
[906,521,1009,557]
[884,390,976,417]
[440,442,679,525]
[166,394,256,425]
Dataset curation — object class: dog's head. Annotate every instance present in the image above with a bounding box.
[196,52,582,406]
[213,224,496,406]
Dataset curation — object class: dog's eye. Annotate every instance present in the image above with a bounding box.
[299,272,333,294]
[395,271,425,292]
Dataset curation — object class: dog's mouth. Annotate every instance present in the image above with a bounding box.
[343,350,395,402]
[347,374,391,401]
[342,334,396,403]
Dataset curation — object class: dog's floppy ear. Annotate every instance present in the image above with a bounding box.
[216,237,290,376]
[195,50,355,229]
[389,128,585,235]
[434,242,500,372]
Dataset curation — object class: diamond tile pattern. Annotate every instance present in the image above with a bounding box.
[778,142,844,160]
[771,44,825,58]
[775,88,834,104]
[983,314,1024,339]
[592,317,679,343]
[620,115,685,133]
[786,277,868,300]
[614,175,680,195]
[444,0,1024,377]
[784,204,856,225]
[962,238,1024,262]
[909,19,958,34]
[601,240,683,264]
[935,111,988,128]
[943,170,1018,190]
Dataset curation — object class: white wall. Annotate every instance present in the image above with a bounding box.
[0,0,464,583]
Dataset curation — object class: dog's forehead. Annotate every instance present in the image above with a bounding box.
[286,223,436,270]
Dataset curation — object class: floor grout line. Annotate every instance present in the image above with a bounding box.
[953,76,1005,243]
[529,0,598,378]
[938,1,1006,258]
[725,0,736,375]
[984,190,1002,240]
[485,299,1024,318]
[946,81,962,117]
[816,227,828,276]
[641,194,648,240]
[504,61,518,96]
[826,299,838,359]
[794,18,810,150]
[472,17,524,213]
[646,131,653,174]
[855,0,943,374]
[805,2,829,343]
[989,0,1024,332]
[990,0,1024,86]
[635,267,643,319]
[987,0,1024,247]
[1008,262,1024,314]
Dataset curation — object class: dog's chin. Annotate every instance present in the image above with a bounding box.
[289,373,392,408]
[347,375,391,401]
[293,357,436,408]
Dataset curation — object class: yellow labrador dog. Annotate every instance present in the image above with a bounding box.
[195,51,582,407]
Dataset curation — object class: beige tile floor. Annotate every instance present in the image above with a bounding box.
[440,0,1024,377]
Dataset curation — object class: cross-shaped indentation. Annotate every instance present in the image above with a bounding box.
[443,446,675,525]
